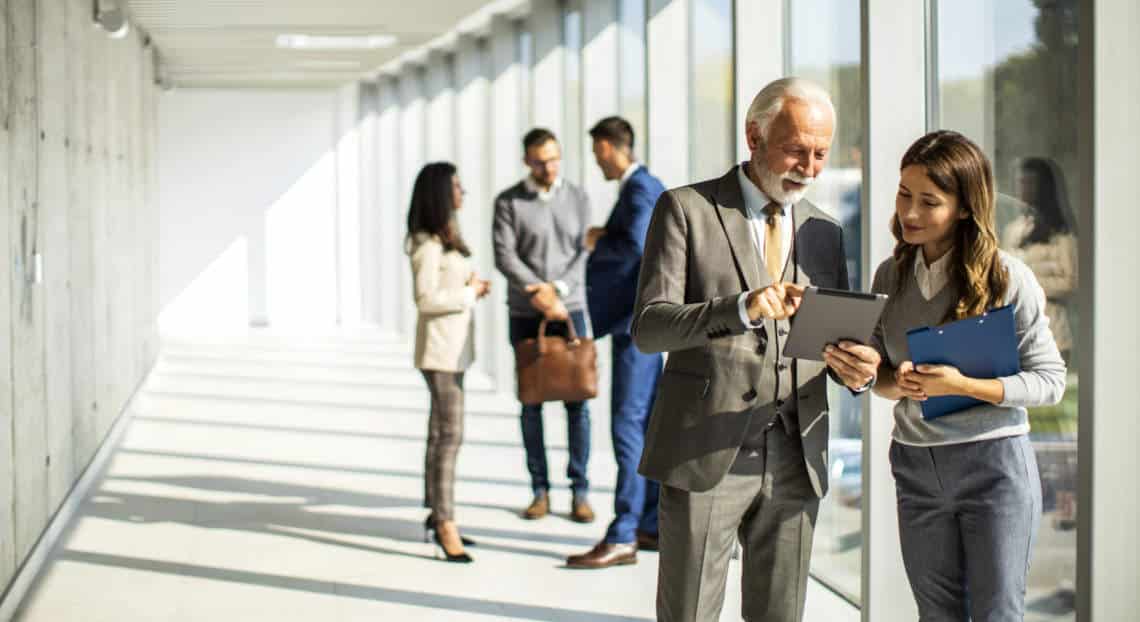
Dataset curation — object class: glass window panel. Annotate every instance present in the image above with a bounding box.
[935,2,1080,620]
[689,0,734,181]
[563,5,584,186]
[788,0,864,605]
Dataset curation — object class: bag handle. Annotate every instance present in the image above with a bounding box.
[535,317,581,355]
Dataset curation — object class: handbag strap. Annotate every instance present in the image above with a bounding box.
[535,317,581,354]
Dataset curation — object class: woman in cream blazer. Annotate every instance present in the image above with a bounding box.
[406,162,490,563]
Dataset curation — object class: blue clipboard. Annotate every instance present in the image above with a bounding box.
[905,304,1020,419]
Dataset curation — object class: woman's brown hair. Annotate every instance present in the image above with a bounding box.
[891,130,1008,321]
[406,162,471,257]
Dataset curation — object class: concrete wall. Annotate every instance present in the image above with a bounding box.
[0,0,159,593]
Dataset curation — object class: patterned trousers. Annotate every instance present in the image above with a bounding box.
[421,370,465,523]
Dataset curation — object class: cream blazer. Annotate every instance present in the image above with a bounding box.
[408,233,476,372]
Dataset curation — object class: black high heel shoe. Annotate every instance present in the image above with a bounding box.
[430,530,473,563]
[423,516,476,546]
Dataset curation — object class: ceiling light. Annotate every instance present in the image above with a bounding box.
[276,34,399,50]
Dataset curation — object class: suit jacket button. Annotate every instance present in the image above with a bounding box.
[743,389,757,401]
[776,399,785,408]
[777,363,788,372]
[778,328,788,337]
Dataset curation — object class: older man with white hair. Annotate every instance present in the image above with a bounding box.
[631,77,881,621]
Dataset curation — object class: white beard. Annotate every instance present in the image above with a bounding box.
[755,164,814,205]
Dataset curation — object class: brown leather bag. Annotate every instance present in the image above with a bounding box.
[514,319,598,405]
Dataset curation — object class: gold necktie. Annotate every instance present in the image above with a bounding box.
[763,203,783,283]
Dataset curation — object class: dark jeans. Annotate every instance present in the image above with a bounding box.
[604,332,662,543]
[509,311,591,497]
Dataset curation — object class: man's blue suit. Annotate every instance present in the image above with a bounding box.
[586,165,666,544]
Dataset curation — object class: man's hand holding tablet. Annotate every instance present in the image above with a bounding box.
[823,341,881,391]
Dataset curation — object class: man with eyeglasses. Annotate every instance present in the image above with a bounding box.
[493,128,595,524]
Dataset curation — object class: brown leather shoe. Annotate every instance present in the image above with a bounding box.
[566,542,637,569]
[635,530,659,551]
[570,497,595,523]
[522,492,549,520]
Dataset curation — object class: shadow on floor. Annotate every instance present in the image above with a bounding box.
[130,415,567,451]
[49,550,652,621]
[113,447,617,494]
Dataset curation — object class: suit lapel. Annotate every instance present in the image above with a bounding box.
[715,166,768,292]
[791,199,825,286]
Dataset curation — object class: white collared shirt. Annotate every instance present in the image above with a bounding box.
[914,248,953,300]
[523,175,564,202]
[737,165,794,272]
[618,162,642,190]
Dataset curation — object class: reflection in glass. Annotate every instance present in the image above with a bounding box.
[788,0,864,604]
[935,1,1079,619]
[689,0,734,181]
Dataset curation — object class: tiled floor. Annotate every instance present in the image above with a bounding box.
[12,331,858,621]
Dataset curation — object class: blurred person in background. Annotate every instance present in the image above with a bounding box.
[565,116,666,569]
[493,129,595,523]
[406,162,491,563]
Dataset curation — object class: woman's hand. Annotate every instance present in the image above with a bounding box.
[894,361,929,401]
[909,364,967,398]
[469,273,491,299]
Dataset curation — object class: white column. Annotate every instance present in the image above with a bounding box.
[734,1,786,163]
[647,0,690,188]
[335,83,362,325]
[397,68,427,338]
[425,51,457,163]
[489,14,525,394]
[358,82,382,328]
[454,33,496,383]
[617,0,648,163]
[1081,0,1140,618]
[376,78,402,336]
[529,0,565,137]
[860,2,925,621]
[582,0,620,220]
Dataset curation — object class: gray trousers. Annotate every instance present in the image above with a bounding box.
[891,435,1042,622]
[657,424,818,622]
[421,370,465,523]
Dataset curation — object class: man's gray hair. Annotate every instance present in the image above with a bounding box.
[745,77,836,144]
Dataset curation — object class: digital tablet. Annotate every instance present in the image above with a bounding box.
[782,287,888,361]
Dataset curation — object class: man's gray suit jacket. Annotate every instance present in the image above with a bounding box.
[631,164,850,497]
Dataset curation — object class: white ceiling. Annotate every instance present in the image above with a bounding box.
[124,0,508,88]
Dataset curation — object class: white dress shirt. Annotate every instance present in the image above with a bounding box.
[915,248,953,300]
[523,175,564,202]
[619,162,642,190]
[736,165,794,327]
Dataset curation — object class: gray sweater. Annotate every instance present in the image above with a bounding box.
[871,250,1067,446]
[492,179,591,317]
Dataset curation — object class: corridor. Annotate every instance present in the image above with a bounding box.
[11,331,858,621]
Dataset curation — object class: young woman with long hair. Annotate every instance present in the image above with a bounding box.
[405,162,490,563]
[869,131,1066,620]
